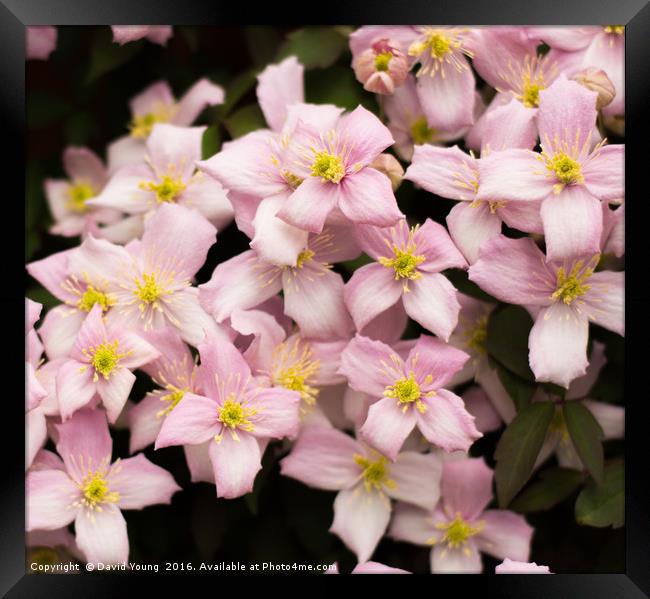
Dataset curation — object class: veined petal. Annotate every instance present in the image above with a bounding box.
[359,397,417,461]
[431,541,483,573]
[475,510,533,562]
[256,56,304,132]
[416,218,468,272]
[276,177,340,234]
[408,336,469,390]
[339,335,396,398]
[155,393,219,449]
[337,105,394,167]
[146,124,205,181]
[127,394,166,453]
[110,454,180,509]
[386,451,442,510]
[26,469,78,530]
[583,271,624,335]
[441,456,494,521]
[174,79,225,127]
[249,387,301,439]
[56,360,96,421]
[446,201,502,264]
[389,502,437,546]
[582,144,624,201]
[209,432,262,499]
[96,368,136,424]
[75,504,128,565]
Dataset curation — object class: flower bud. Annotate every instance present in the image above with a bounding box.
[571,68,616,110]
[353,39,409,95]
[370,153,404,191]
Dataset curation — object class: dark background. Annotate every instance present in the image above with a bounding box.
[26,26,625,574]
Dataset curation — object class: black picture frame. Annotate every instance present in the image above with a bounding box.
[6,0,649,595]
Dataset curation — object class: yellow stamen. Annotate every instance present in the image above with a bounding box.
[80,471,120,509]
[77,286,114,313]
[410,116,436,145]
[378,223,425,291]
[430,512,484,550]
[374,51,393,71]
[354,453,396,493]
[139,175,187,203]
[215,395,257,441]
[384,372,431,414]
[82,340,129,381]
[310,151,345,184]
[271,339,321,406]
[551,259,594,305]
[66,182,95,213]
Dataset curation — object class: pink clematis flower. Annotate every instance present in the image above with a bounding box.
[345,218,466,340]
[327,561,411,574]
[107,78,224,172]
[26,26,57,60]
[91,123,233,238]
[111,26,173,46]
[405,141,544,264]
[353,38,409,95]
[127,328,201,453]
[155,337,300,498]
[44,147,124,239]
[280,424,442,562]
[199,226,357,339]
[468,234,624,387]
[390,457,534,573]
[339,335,481,460]
[496,558,552,574]
[476,76,624,263]
[55,304,160,422]
[26,409,180,565]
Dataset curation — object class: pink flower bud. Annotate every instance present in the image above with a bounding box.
[370,153,404,191]
[353,39,409,95]
[571,68,616,110]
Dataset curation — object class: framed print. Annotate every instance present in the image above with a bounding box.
[5,0,649,595]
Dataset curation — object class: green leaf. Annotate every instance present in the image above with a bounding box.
[86,29,144,83]
[305,65,374,112]
[575,459,624,528]
[444,268,497,303]
[563,401,604,485]
[486,305,535,381]
[245,27,282,67]
[276,27,348,69]
[541,382,567,399]
[490,358,536,412]
[223,104,266,139]
[510,467,585,513]
[218,69,260,117]
[201,125,221,160]
[494,401,555,507]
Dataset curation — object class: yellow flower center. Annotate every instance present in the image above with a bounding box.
[139,175,187,203]
[374,51,393,71]
[295,248,315,268]
[129,104,178,138]
[156,386,186,418]
[378,223,426,291]
[271,340,321,406]
[281,170,304,190]
[353,454,396,493]
[549,152,583,185]
[422,32,452,58]
[432,512,483,550]
[465,315,488,353]
[604,25,625,34]
[84,340,126,380]
[384,372,432,414]
[66,182,95,213]
[310,151,345,184]
[80,472,120,509]
[215,397,256,441]
[551,260,594,305]
[77,286,113,313]
[410,117,436,145]
[521,82,541,108]
[134,273,166,305]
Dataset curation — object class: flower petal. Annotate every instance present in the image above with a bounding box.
[175,79,225,127]
[475,510,534,562]
[256,56,304,132]
[441,456,494,520]
[446,201,502,265]
[416,218,468,272]
[55,360,97,421]
[339,335,395,398]
[110,454,180,509]
[128,394,166,453]
[26,469,78,530]
[155,393,219,449]
[582,144,624,201]
[408,335,469,390]
[431,541,483,573]
[584,271,624,336]
[359,397,417,461]
[209,433,262,499]
[276,177,340,234]
[386,451,442,510]
[337,105,394,166]
[389,502,436,545]
[417,64,475,131]
[75,504,129,565]
[250,387,301,439]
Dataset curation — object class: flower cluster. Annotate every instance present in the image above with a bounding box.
[26,25,624,573]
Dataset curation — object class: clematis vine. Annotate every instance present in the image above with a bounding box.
[280,424,442,562]
[390,457,533,573]
[339,334,481,460]
[26,409,180,565]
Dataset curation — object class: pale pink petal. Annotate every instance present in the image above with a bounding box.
[416,218,468,272]
[250,194,309,266]
[184,442,214,483]
[584,271,624,335]
[441,456,493,520]
[338,105,394,166]
[179,176,233,229]
[110,454,180,509]
[280,425,362,491]
[344,263,403,331]
[468,235,556,305]
[97,214,145,244]
[75,504,129,565]
[282,103,344,133]
[431,541,483,573]
[86,165,153,213]
[174,79,225,126]
[475,510,534,562]
[26,408,48,469]
[56,408,113,481]
[129,80,175,119]
[155,393,219,449]
[537,75,597,155]
[68,235,131,283]
[386,451,442,510]
[196,337,251,402]
[446,202,501,265]
[529,303,589,388]
[338,168,403,228]
[481,98,538,152]
[106,136,147,173]
[495,558,552,574]
[463,386,502,433]
[527,26,599,50]
[250,387,300,439]
[498,200,544,234]
[209,433,262,499]
[389,502,436,545]
[408,336,469,390]
[541,186,602,263]
[601,203,624,258]
[585,32,624,117]
[476,149,553,202]
[63,147,107,189]
[145,26,173,46]
[128,395,166,453]
[55,360,96,421]
[351,562,410,574]
[26,248,76,303]
[417,64,475,131]
[583,400,624,439]
[417,389,482,453]
[566,341,607,400]
[277,177,341,234]
[146,124,204,181]
[339,335,395,398]
[330,486,391,563]
[359,397,417,461]
[283,268,353,339]
[405,144,478,201]
[361,299,408,345]
[26,26,57,60]
[582,144,624,201]
[256,56,304,132]
[163,287,226,347]
[96,368,136,424]
[112,25,155,45]
[26,469,78,530]
[310,339,350,386]
[402,272,460,341]
[44,180,73,227]
[474,360,517,424]
[198,251,282,323]
[310,225,362,264]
